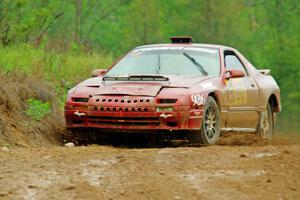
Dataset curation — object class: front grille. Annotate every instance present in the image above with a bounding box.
[93,96,152,104]
[88,116,160,126]
[90,96,155,112]
[93,107,150,112]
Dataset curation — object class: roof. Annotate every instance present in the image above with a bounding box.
[135,43,234,50]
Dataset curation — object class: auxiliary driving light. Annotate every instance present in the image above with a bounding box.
[156,107,173,112]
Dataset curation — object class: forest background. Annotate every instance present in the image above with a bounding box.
[0,0,299,132]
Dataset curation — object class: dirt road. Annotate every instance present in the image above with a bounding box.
[0,135,300,200]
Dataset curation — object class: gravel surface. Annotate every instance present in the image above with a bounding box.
[0,140,299,200]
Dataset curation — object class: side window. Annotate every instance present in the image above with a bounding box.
[224,51,247,75]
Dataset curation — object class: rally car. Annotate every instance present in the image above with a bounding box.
[64,37,281,144]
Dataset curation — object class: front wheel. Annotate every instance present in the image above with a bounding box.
[257,103,274,139]
[198,96,221,144]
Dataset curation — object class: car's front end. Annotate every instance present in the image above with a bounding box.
[64,76,209,133]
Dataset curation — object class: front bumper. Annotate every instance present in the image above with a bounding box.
[65,108,204,131]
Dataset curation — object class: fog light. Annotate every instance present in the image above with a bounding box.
[156,107,173,112]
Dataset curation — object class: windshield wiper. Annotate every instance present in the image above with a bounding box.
[156,52,161,74]
[183,52,208,75]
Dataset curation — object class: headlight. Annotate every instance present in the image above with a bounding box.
[72,97,89,102]
[156,99,177,104]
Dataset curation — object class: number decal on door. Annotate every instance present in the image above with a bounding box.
[226,78,247,105]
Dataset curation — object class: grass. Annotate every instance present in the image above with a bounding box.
[26,99,51,121]
[0,44,112,84]
[0,44,112,106]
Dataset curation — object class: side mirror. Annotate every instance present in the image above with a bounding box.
[92,69,106,77]
[224,69,245,80]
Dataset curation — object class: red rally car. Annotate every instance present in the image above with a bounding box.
[64,37,281,144]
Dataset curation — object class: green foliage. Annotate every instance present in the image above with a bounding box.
[0,45,112,82]
[0,45,112,108]
[26,99,51,121]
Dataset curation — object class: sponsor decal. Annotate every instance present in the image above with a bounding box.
[190,111,202,119]
[160,113,173,119]
[191,94,206,106]
[74,110,86,117]
[226,79,247,105]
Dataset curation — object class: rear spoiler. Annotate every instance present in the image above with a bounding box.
[259,69,271,75]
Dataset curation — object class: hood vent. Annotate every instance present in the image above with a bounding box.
[103,75,169,82]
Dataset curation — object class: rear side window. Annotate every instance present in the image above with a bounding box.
[224,51,247,75]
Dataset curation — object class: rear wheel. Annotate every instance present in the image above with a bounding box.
[257,103,274,139]
[198,97,221,144]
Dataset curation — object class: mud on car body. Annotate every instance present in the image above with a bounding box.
[64,37,281,144]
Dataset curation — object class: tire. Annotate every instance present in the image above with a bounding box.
[257,103,274,139]
[198,96,221,144]
[66,129,99,145]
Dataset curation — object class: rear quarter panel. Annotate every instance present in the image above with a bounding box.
[235,50,281,112]
[253,71,281,111]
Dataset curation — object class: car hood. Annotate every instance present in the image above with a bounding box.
[76,75,211,97]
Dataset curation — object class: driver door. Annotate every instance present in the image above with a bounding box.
[224,51,259,129]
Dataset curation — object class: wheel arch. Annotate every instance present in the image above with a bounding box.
[208,92,220,109]
[268,94,280,112]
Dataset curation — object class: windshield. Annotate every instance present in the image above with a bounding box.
[105,47,220,77]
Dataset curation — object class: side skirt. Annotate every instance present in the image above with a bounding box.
[221,128,256,132]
